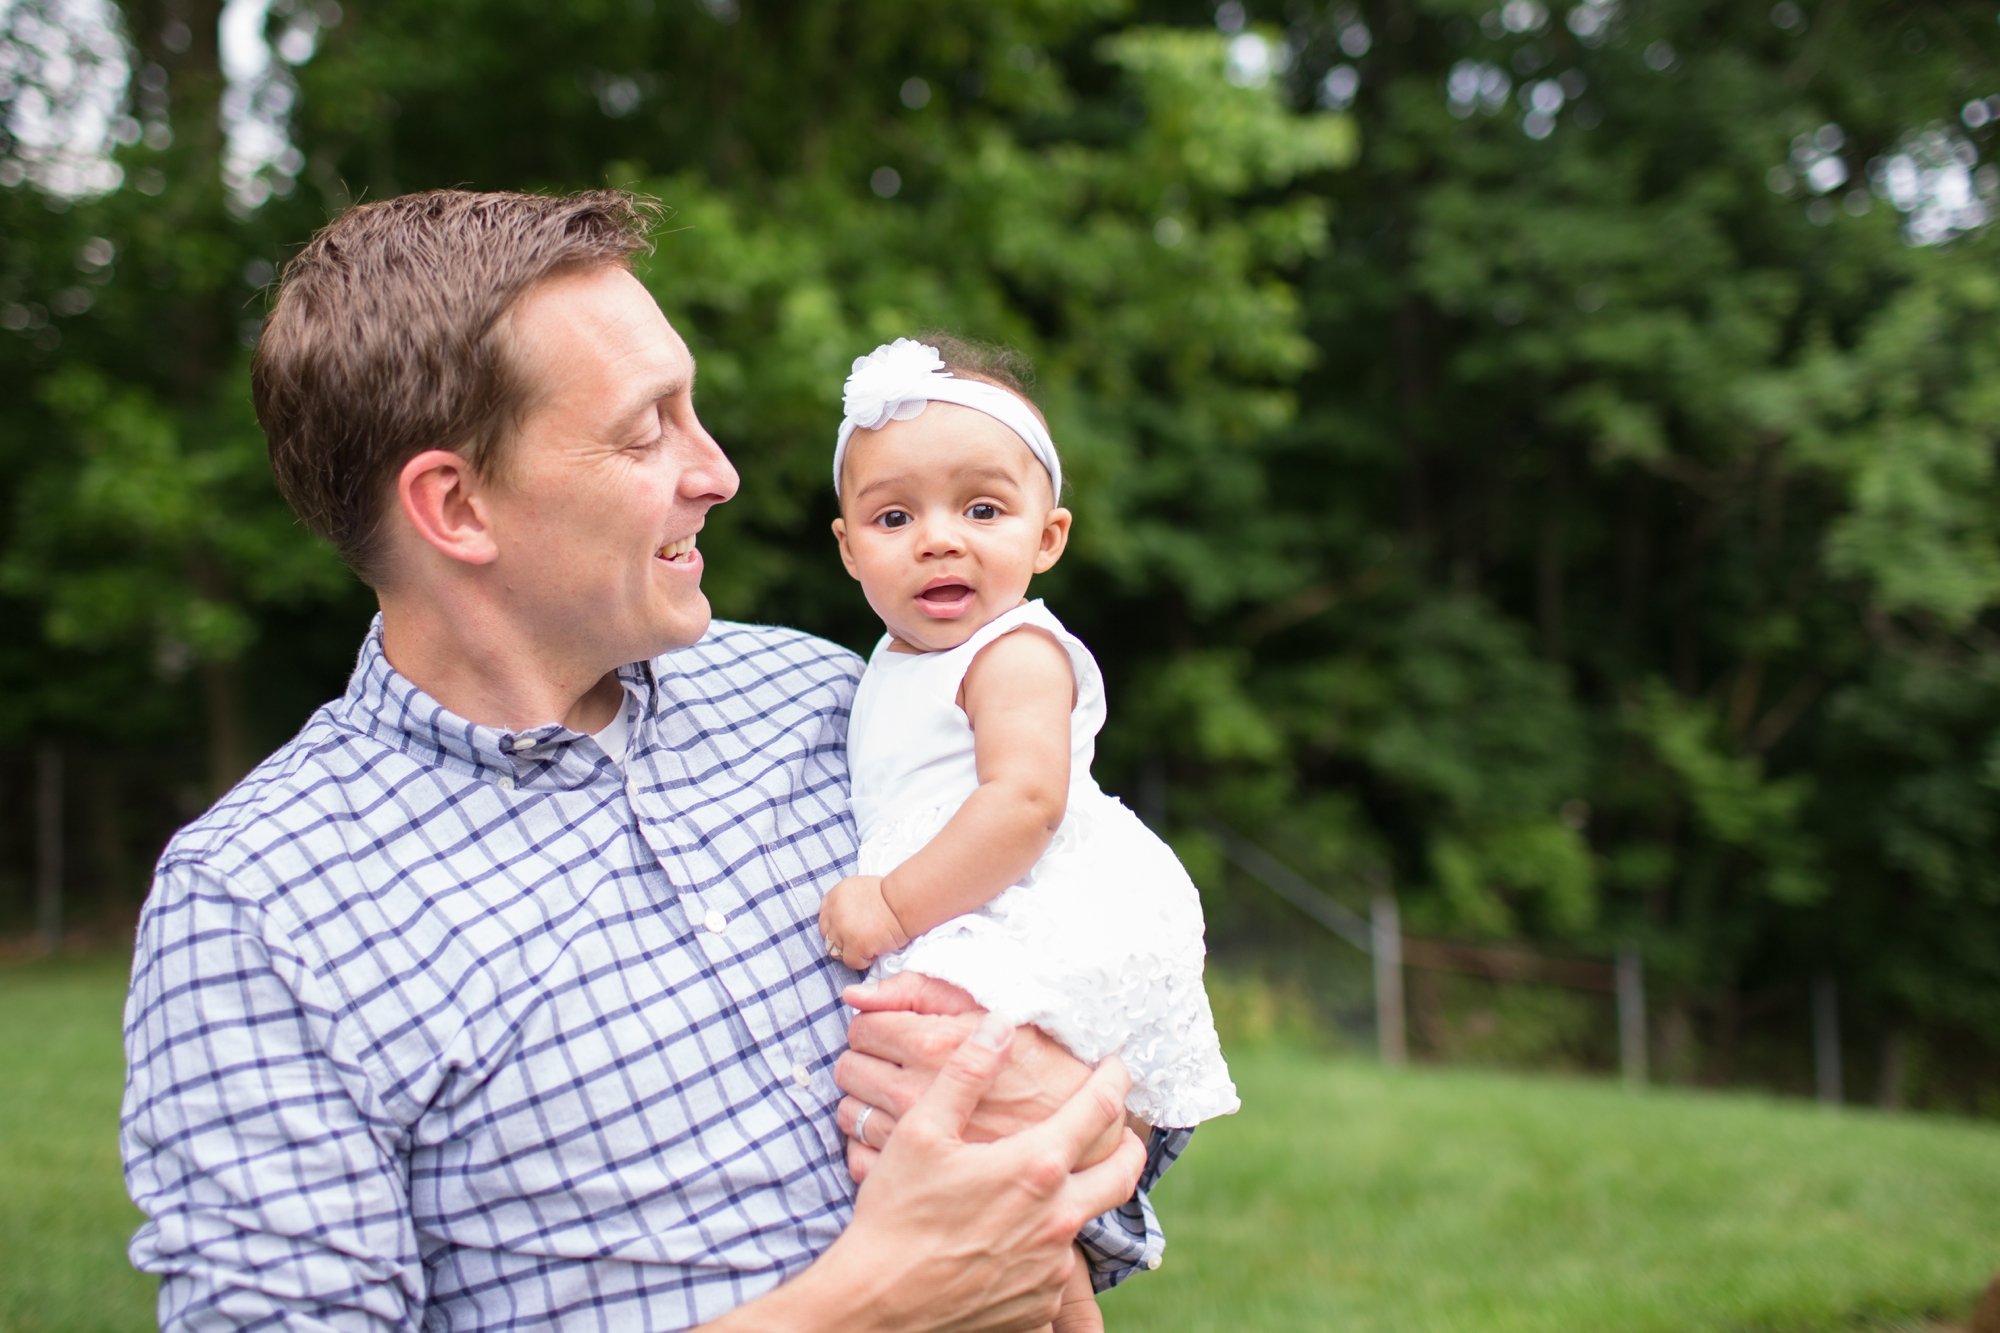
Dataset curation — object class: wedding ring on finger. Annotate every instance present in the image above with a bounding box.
[853,1104,874,1147]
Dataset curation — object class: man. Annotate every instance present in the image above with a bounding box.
[120,190,1186,1331]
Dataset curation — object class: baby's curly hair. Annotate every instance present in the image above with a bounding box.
[917,330,1048,429]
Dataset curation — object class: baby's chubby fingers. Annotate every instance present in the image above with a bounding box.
[816,875,863,940]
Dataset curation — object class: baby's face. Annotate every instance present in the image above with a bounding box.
[833,401,1070,653]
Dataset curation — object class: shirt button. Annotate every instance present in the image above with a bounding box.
[703,908,728,934]
[496,774,515,791]
[791,1062,811,1088]
[1147,1254,1164,1271]
[511,736,537,752]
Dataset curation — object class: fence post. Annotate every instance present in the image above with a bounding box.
[1371,891,1406,1067]
[1616,948,1647,1090]
[36,742,63,955]
[1813,973,1843,1106]
[1138,758,1167,833]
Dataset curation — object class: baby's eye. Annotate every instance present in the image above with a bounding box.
[877,510,912,529]
[966,503,1000,521]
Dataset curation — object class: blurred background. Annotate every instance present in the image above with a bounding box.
[3,1,2000,1329]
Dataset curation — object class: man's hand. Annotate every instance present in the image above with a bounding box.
[714,1013,1145,1333]
[835,973,1127,1183]
[819,875,909,971]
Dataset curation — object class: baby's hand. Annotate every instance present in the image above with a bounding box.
[819,875,911,970]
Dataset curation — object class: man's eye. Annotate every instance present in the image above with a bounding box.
[967,503,999,521]
[879,510,912,529]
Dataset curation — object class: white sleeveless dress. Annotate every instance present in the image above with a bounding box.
[847,600,1238,1128]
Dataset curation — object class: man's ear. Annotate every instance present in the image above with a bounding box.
[831,517,861,581]
[399,449,499,567]
[1033,507,1072,574]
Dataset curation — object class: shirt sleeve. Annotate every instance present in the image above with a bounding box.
[1074,1126,1195,1294]
[122,859,423,1332]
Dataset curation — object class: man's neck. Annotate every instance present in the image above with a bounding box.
[377,592,626,735]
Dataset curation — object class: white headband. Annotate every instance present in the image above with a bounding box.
[833,338,1061,500]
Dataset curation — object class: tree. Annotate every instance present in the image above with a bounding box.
[1,0,358,801]
[1206,0,2000,1096]
[4,0,1997,1106]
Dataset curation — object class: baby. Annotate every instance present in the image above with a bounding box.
[819,336,1238,1332]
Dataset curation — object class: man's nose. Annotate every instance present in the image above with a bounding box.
[681,418,740,505]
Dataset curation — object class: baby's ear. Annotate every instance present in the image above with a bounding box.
[831,517,861,580]
[1034,507,1072,573]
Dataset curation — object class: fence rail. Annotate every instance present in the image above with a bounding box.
[1200,821,1372,951]
[1203,818,1650,1085]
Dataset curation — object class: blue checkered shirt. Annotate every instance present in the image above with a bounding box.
[122,619,1187,1331]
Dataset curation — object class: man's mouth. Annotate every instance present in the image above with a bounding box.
[915,582,975,616]
[657,534,699,564]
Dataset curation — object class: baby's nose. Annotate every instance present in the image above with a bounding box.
[916,519,965,555]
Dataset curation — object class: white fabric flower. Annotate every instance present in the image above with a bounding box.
[842,338,948,432]
[832,337,1063,499]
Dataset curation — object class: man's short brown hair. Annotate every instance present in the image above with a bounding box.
[253,189,659,587]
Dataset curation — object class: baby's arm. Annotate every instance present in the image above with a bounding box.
[820,627,1073,968]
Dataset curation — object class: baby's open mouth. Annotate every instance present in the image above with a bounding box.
[916,582,975,615]
[657,535,698,563]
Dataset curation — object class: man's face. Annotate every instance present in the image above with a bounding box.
[485,265,738,665]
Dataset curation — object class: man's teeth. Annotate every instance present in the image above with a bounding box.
[658,535,698,562]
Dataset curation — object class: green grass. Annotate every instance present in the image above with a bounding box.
[4,959,1997,1333]
[1103,1048,2000,1332]
[0,957,154,1333]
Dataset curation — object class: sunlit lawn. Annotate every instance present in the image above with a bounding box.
[0,956,152,1333]
[1104,1047,2000,1332]
[4,956,1997,1333]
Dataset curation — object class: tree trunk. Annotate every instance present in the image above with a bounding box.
[1658,999,1698,1085]
[1408,964,1444,1059]
[1615,468,1652,663]
[36,743,63,954]
[1537,445,1568,661]
[1712,981,1741,1085]
[1396,294,1432,552]
[203,656,254,797]
[120,0,230,397]
[87,754,130,903]
[1876,1024,1908,1111]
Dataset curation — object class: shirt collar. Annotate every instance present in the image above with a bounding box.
[336,616,654,791]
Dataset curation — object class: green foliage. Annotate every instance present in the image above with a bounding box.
[1626,681,1821,905]
[626,26,1354,633]
[1783,260,2000,626]
[5,362,345,662]
[5,0,2000,1084]
[1241,0,2000,1063]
